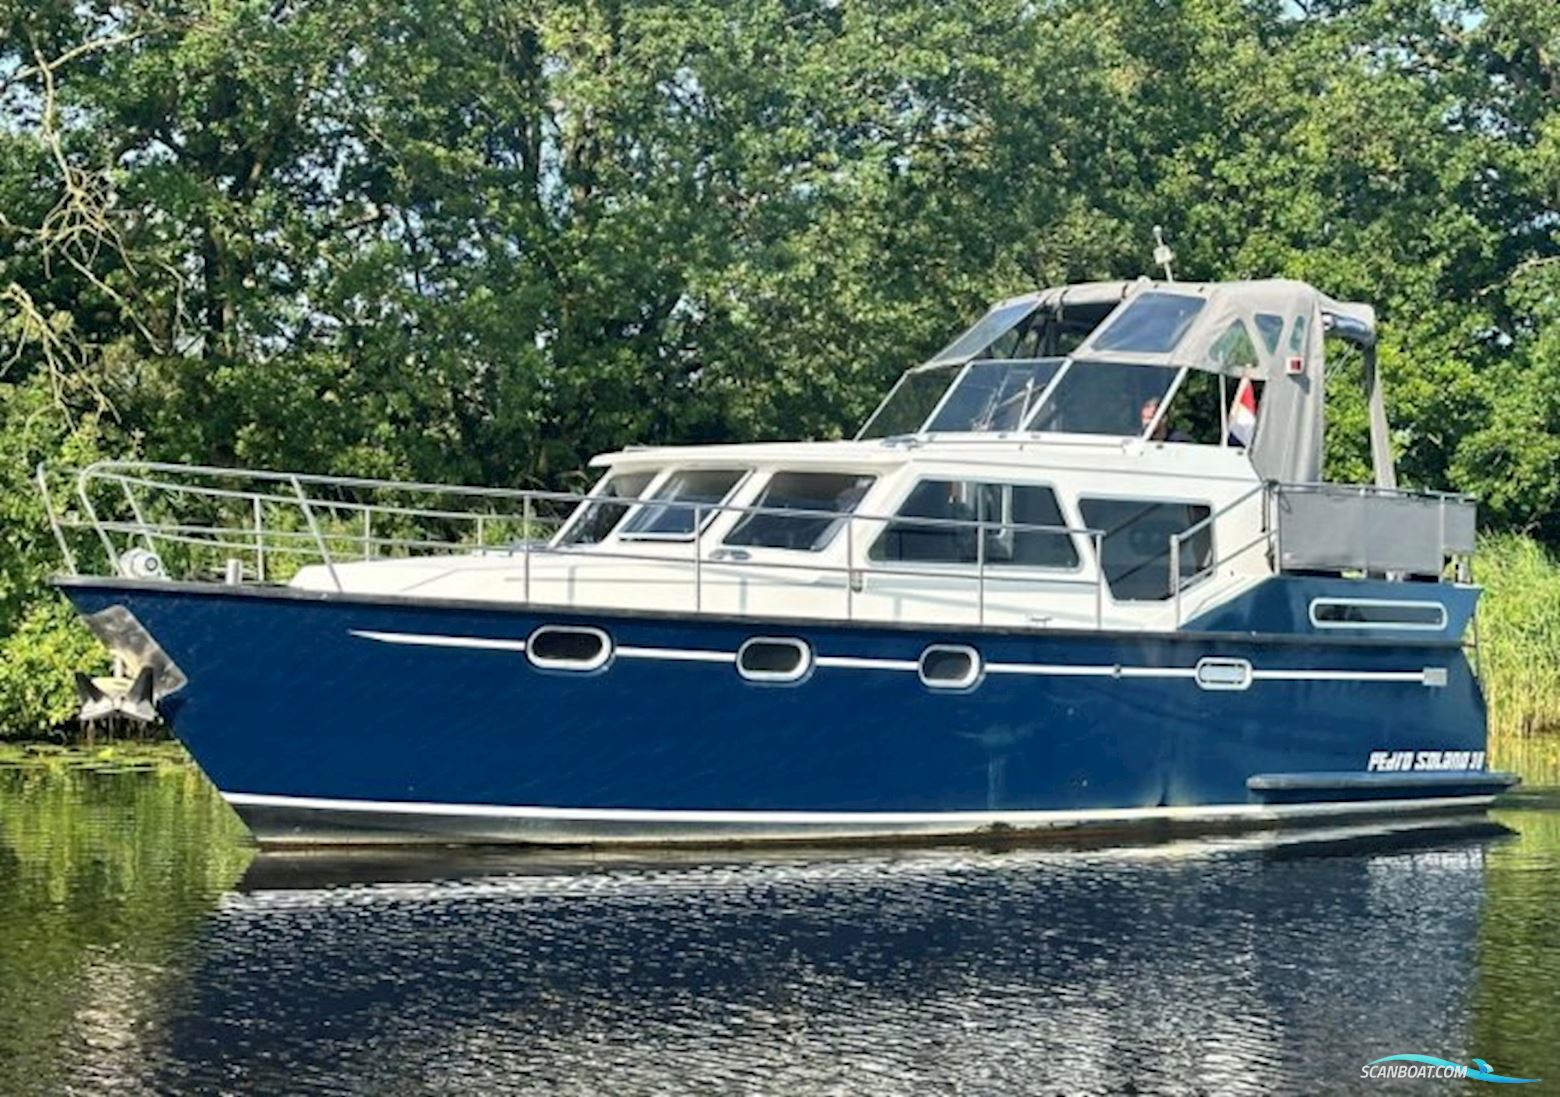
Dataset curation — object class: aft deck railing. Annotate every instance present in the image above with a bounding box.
[37,460,1477,631]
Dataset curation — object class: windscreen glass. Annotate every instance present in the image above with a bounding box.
[858,364,962,439]
[1025,362,1179,436]
[924,359,1065,433]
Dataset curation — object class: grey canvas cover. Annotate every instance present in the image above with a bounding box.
[1274,486,1475,575]
[1072,279,1375,485]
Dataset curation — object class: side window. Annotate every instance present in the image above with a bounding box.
[619,469,746,539]
[1205,320,1259,373]
[1079,498,1212,601]
[1254,313,1285,354]
[558,470,656,545]
[1288,314,1309,358]
[724,472,876,551]
[869,481,1078,568]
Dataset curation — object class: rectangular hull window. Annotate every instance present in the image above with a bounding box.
[1310,600,1447,629]
[1079,498,1212,601]
[869,481,1079,568]
[724,472,876,551]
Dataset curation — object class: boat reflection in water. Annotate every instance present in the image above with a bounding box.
[156,816,1514,1095]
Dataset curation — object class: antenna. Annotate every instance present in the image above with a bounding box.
[1152,225,1176,281]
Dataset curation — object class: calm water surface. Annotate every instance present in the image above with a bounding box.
[2,767,1559,1095]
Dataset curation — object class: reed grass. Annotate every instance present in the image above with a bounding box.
[1477,533,1560,762]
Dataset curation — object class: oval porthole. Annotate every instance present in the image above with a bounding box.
[527,625,612,672]
[919,644,982,690]
[737,637,812,683]
[1194,657,1252,692]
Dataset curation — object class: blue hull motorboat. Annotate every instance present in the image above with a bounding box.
[44,277,1516,845]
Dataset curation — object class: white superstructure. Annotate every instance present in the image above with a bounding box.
[287,277,1383,631]
[291,435,1269,631]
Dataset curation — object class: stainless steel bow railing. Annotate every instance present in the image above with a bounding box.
[38,460,1116,627]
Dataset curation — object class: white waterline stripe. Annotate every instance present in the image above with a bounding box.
[349,629,527,652]
[814,655,919,671]
[1251,669,1428,683]
[617,646,735,664]
[223,790,1496,827]
[986,663,1198,679]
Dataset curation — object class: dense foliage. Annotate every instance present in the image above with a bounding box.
[1,0,1557,736]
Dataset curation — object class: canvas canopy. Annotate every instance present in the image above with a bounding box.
[860,278,1383,487]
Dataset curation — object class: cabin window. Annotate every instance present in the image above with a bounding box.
[619,469,746,539]
[526,625,612,671]
[1078,498,1213,601]
[557,470,657,545]
[919,645,982,689]
[1090,292,1205,354]
[724,472,876,552]
[1025,361,1180,437]
[924,359,1066,433]
[736,637,813,682]
[869,481,1079,568]
[1310,599,1447,630]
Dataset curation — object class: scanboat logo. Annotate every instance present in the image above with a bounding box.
[1362,1054,1538,1084]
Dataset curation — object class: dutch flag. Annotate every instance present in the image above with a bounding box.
[1228,377,1257,447]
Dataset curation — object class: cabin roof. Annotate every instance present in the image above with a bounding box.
[591,434,1260,480]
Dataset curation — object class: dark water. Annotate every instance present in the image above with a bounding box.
[2,770,1559,1095]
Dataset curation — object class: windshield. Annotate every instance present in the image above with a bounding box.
[855,293,1191,440]
[1024,361,1180,436]
[924,359,1065,433]
[857,364,962,439]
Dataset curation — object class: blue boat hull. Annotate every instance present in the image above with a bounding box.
[56,578,1512,846]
